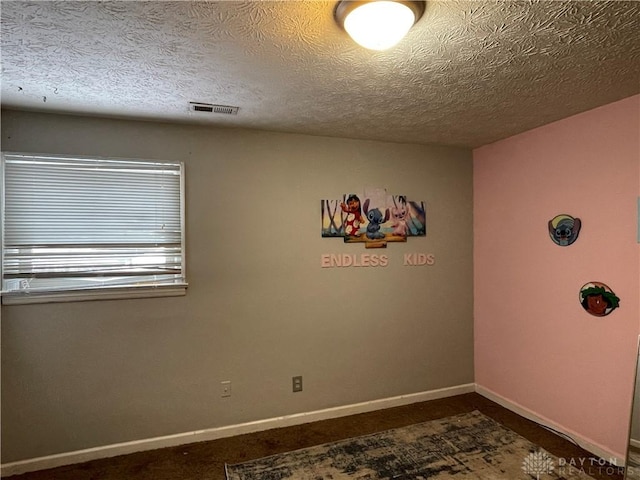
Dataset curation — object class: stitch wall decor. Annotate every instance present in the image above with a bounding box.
[321,187,425,249]
[548,214,581,246]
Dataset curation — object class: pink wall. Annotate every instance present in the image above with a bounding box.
[474,95,640,460]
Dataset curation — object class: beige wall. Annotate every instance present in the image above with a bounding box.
[0,110,474,463]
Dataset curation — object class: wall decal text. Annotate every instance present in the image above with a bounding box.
[321,253,435,268]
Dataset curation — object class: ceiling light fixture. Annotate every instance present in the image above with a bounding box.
[335,1,425,51]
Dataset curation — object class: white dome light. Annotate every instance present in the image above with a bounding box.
[336,1,425,51]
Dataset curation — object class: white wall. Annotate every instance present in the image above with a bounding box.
[0,110,474,463]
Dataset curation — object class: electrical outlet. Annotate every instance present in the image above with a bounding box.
[292,376,303,393]
[221,380,231,398]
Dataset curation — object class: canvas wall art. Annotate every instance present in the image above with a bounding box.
[322,188,426,248]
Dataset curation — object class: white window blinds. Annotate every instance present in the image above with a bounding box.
[1,153,187,303]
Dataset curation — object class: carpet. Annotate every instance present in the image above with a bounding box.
[627,446,640,480]
[225,410,595,479]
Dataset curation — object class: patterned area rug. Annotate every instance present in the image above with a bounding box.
[225,410,596,479]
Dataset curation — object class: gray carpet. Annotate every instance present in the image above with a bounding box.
[225,410,594,479]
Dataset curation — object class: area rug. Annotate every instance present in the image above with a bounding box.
[225,410,596,479]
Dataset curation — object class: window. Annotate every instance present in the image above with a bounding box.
[1,153,187,304]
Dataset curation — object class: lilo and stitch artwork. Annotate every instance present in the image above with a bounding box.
[321,188,426,248]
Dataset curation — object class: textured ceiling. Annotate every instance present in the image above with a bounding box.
[1,0,639,148]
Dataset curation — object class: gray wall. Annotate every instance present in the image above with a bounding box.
[0,110,474,463]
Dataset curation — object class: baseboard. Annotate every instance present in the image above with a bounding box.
[0,383,475,477]
[475,384,626,466]
[631,438,640,450]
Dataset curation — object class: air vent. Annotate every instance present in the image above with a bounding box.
[189,102,239,115]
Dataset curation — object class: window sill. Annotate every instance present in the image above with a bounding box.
[1,284,187,305]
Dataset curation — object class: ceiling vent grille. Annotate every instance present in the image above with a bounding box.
[189,102,239,115]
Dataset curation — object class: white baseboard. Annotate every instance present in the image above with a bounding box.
[631,438,640,450]
[0,383,475,477]
[475,384,626,466]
